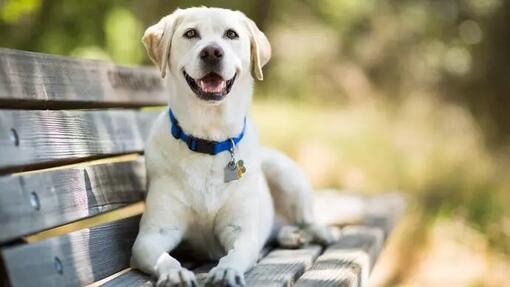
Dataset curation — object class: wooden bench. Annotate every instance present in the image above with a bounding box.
[0,49,404,287]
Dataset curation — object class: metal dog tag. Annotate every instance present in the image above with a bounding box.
[224,160,247,182]
[224,160,239,182]
[224,140,247,183]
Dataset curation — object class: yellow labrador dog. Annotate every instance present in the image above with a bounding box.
[131,7,333,287]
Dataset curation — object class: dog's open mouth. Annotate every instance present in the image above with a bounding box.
[183,70,236,101]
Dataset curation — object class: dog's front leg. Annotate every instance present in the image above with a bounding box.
[206,227,259,286]
[205,202,264,287]
[131,178,196,287]
[132,232,197,287]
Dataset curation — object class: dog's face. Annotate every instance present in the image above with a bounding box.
[142,7,271,103]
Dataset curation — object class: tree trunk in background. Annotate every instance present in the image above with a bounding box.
[462,0,510,145]
[252,0,272,29]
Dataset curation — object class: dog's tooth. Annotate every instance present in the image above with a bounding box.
[199,79,226,93]
[216,81,226,92]
[199,80,206,91]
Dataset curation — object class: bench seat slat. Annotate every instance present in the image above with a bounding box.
[293,193,404,287]
[0,109,159,172]
[244,245,322,287]
[295,226,384,287]
[0,48,167,108]
[296,226,384,287]
[1,215,141,287]
[0,159,146,243]
[100,269,152,287]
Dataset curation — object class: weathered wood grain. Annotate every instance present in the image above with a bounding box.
[0,109,160,172]
[0,49,167,108]
[101,262,206,286]
[1,215,141,287]
[0,159,146,243]
[244,245,322,287]
[294,192,404,287]
[295,226,385,287]
[100,269,152,287]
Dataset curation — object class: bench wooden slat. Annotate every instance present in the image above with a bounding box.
[293,193,404,287]
[0,49,167,109]
[0,109,159,173]
[294,227,385,287]
[0,159,146,243]
[244,245,322,287]
[1,215,141,287]
[100,269,152,287]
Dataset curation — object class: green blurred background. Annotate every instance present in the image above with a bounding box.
[1,0,508,285]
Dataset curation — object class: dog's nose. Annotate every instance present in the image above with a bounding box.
[200,44,224,65]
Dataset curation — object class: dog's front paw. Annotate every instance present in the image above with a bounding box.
[205,267,245,287]
[157,268,197,287]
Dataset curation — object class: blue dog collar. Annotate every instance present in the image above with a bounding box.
[168,108,246,155]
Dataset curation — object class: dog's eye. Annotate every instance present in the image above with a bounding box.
[184,29,199,39]
[225,29,239,40]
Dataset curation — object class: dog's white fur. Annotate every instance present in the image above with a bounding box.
[131,7,332,287]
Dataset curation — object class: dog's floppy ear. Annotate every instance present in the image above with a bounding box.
[142,9,183,78]
[242,16,271,81]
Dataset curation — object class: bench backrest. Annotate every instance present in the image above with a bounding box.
[0,49,165,287]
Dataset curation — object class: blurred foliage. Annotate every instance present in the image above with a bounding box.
[0,0,39,22]
[1,0,509,285]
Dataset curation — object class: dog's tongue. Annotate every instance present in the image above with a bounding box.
[199,74,226,93]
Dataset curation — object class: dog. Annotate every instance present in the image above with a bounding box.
[131,7,333,287]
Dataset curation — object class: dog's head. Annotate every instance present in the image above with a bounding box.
[142,7,271,103]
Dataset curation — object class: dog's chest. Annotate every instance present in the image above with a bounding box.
[174,152,250,259]
[179,154,230,211]
[169,142,259,221]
